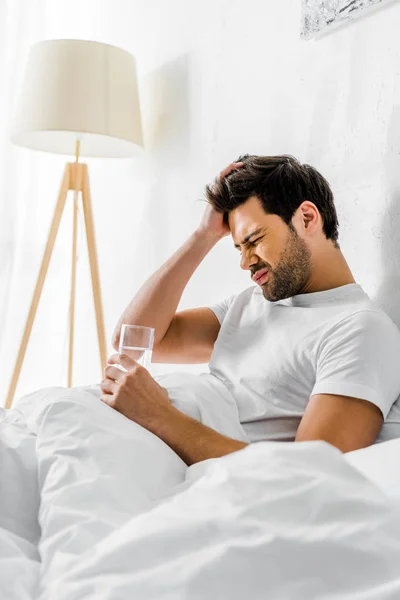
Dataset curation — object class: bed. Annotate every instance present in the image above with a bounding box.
[1,383,400,600]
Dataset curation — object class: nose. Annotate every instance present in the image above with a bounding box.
[240,247,259,271]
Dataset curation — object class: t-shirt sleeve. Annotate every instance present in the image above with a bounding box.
[310,310,400,419]
[208,293,237,326]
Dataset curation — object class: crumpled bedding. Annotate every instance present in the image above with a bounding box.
[1,376,400,600]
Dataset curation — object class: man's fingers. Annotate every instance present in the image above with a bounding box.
[104,364,126,382]
[100,394,113,406]
[219,161,244,181]
[219,162,244,179]
[119,354,138,370]
[107,353,137,371]
[107,354,122,365]
[101,378,118,395]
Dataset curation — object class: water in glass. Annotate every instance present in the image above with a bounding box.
[117,325,155,372]
[118,345,153,370]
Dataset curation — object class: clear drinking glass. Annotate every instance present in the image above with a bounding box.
[118,324,155,371]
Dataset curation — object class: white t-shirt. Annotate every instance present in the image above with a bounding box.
[208,283,400,444]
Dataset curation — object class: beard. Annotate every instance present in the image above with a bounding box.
[261,225,312,302]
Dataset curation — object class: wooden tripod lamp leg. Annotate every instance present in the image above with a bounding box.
[81,164,107,373]
[68,192,79,387]
[5,165,71,409]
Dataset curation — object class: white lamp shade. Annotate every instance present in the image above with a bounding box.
[11,39,144,158]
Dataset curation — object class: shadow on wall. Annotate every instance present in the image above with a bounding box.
[373,106,400,328]
[138,54,190,265]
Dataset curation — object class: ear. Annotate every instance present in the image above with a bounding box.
[297,201,320,234]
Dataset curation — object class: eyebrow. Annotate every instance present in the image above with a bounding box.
[233,228,265,249]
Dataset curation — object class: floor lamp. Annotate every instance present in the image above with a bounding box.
[5,39,143,409]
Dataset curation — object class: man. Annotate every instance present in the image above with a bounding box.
[101,155,400,465]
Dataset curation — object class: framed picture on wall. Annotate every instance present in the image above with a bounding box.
[301,0,398,39]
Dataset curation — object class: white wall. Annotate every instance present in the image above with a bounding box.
[2,0,400,400]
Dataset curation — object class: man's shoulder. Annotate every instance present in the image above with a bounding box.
[320,306,400,351]
[333,305,398,331]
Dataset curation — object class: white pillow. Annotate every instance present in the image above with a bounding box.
[345,438,400,498]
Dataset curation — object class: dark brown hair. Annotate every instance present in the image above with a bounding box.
[205,154,339,246]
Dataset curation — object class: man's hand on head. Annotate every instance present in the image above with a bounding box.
[218,161,244,182]
[198,161,245,240]
[100,354,174,432]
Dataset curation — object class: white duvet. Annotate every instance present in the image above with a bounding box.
[1,376,400,600]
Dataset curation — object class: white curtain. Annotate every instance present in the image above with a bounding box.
[0,0,47,403]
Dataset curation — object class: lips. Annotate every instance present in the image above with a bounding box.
[253,268,269,282]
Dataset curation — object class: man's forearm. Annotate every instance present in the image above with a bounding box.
[152,405,248,466]
[112,229,221,350]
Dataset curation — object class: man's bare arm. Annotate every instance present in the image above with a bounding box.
[112,229,221,351]
[112,162,244,356]
[154,392,382,465]
[295,393,384,453]
[151,405,248,466]
[152,307,221,364]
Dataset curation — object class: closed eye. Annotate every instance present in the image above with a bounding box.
[237,236,263,254]
[246,235,264,246]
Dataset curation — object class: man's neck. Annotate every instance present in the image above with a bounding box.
[305,247,356,294]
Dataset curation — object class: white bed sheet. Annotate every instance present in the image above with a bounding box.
[45,441,400,600]
[13,384,188,594]
[2,383,400,600]
[0,408,40,600]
